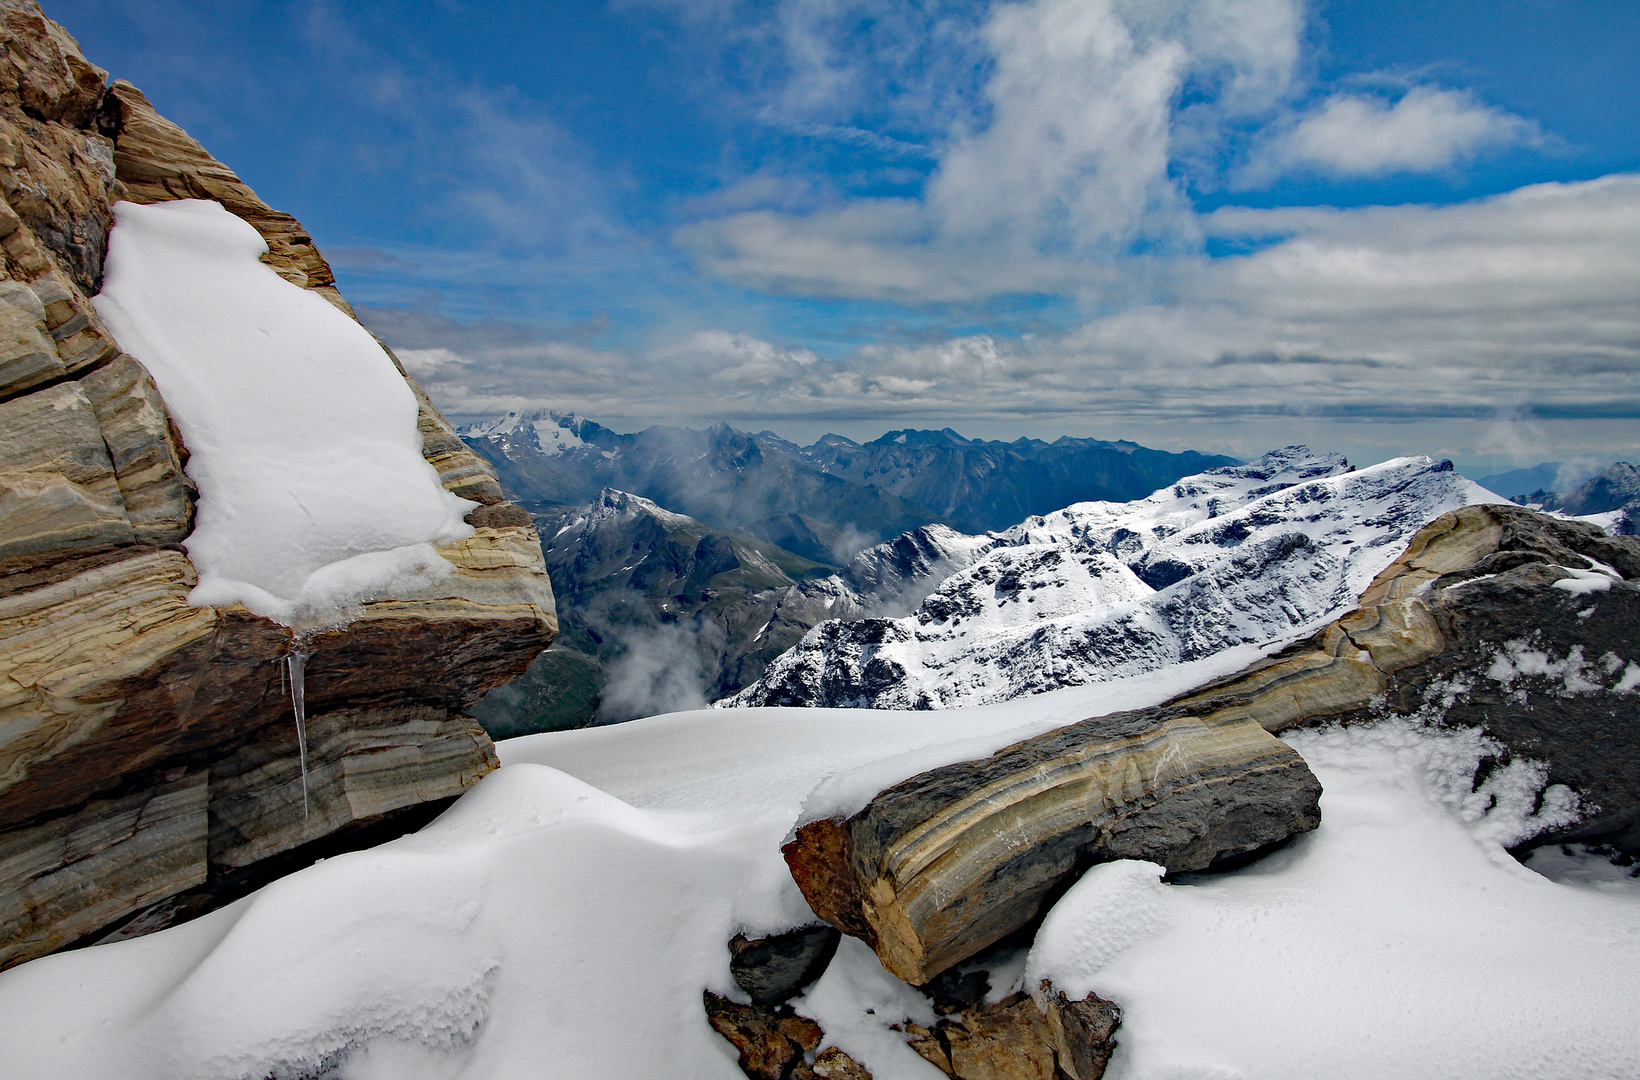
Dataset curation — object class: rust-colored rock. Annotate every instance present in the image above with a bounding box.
[905,985,1119,1080]
[806,1046,874,1079]
[704,989,825,1080]
[0,0,556,971]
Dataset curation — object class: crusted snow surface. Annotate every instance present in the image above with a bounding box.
[4,692,1638,1079]
[730,448,1502,709]
[92,200,475,626]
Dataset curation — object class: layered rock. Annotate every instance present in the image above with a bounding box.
[784,713,1320,985]
[0,2,554,970]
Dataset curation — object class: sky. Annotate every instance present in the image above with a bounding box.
[51,0,1640,473]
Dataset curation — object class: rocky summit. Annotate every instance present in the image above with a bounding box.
[0,1,554,970]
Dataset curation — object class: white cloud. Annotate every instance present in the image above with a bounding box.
[381,174,1640,439]
[674,0,1312,300]
[1249,86,1539,180]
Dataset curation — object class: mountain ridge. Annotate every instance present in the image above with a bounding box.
[457,408,1241,554]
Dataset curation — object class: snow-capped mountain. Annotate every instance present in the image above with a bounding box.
[461,409,602,457]
[727,448,1503,709]
[475,494,999,733]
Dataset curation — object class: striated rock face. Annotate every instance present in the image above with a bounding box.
[0,2,554,970]
[784,712,1320,985]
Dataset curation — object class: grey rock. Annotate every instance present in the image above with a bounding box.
[729,923,841,1007]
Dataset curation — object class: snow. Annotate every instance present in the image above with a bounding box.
[92,200,475,627]
[1025,720,1638,1080]
[1553,564,1620,593]
[4,678,1638,1078]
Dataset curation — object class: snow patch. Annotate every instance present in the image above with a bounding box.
[92,200,474,627]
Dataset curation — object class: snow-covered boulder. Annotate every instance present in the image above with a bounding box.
[728,449,1501,709]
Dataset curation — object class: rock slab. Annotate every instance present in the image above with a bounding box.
[784,711,1320,985]
[1168,503,1640,851]
[905,985,1120,1080]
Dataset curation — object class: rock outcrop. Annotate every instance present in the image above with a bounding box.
[0,1,554,970]
[1165,502,1640,851]
[704,990,876,1080]
[784,713,1320,985]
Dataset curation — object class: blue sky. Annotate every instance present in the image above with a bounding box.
[54,0,1640,471]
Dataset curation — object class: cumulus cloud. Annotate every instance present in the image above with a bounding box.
[337,0,1632,467]
[671,0,1555,305]
[1247,86,1539,181]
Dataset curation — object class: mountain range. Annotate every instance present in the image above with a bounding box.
[729,448,1496,709]
[458,411,1237,560]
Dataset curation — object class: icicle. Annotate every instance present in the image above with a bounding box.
[285,639,311,820]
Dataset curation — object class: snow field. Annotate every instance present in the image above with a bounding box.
[92,200,476,626]
[3,658,1638,1078]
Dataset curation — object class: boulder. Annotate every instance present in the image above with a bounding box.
[0,1,554,970]
[784,712,1320,985]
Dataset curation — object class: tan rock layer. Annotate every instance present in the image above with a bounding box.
[0,767,206,969]
[206,707,499,871]
[787,712,1319,985]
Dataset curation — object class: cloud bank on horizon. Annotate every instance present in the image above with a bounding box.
[61,0,1640,462]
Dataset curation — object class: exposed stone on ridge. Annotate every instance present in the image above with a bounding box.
[784,712,1320,985]
[703,989,826,1080]
[79,352,192,542]
[0,0,555,971]
[904,984,1119,1080]
[0,377,134,571]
